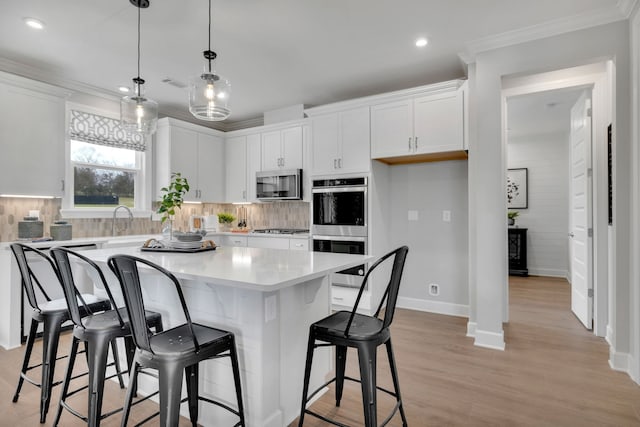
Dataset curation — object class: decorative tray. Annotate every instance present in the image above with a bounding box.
[140,238,216,253]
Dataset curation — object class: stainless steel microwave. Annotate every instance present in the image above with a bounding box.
[256,169,303,201]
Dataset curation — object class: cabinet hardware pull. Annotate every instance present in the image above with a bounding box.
[338,158,342,168]
[333,159,337,169]
[242,190,246,200]
[415,136,419,150]
[408,137,412,151]
[61,179,65,192]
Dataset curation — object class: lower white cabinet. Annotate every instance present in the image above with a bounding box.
[331,286,371,312]
[289,239,309,251]
[247,236,290,250]
[219,235,248,247]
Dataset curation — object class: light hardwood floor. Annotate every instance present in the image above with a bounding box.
[2,276,640,426]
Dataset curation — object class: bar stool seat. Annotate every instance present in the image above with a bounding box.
[50,247,163,427]
[299,246,409,427]
[10,243,112,424]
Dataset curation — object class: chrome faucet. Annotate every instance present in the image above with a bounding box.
[112,205,133,236]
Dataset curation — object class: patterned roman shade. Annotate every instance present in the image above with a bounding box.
[69,110,146,152]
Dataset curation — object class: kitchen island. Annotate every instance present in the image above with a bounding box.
[81,245,372,427]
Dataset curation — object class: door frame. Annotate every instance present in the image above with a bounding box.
[501,62,612,336]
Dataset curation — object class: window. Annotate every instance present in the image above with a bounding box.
[70,140,138,208]
[62,108,152,217]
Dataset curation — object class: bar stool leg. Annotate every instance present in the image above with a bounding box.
[40,315,64,423]
[13,318,38,402]
[298,333,316,427]
[54,337,80,426]
[87,337,111,427]
[335,345,347,406]
[385,338,408,426]
[159,363,184,426]
[120,361,140,427]
[111,339,126,389]
[357,344,378,427]
[229,336,245,426]
[185,364,199,427]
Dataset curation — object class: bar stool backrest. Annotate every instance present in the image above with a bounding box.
[108,254,200,354]
[344,245,409,337]
[10,243,59,312]
[50,247,125,329]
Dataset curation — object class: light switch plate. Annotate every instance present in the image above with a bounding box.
[442,210,451,222]
[408,210,419,221]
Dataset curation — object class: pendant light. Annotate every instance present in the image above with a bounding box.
[189,0,231,121]
[121,0,158,135]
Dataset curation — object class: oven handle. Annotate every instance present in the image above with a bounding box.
[312,235,367,242]
[311,186,367,194]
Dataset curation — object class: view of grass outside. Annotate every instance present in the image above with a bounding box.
[71,140,137,208]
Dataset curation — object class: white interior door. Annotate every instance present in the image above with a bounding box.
[569,90,593,330]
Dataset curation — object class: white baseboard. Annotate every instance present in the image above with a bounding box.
[606,325,614,345]
[609,346,631,374]
[527,268,569,278]
[474,329,505,350]
[466,321,477,337]
[397,296,469,318]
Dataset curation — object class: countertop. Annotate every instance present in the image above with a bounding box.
[83,245,370,292]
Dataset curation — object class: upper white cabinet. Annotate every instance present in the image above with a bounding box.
[261,125,303,170]
[310,106,370,176]
[225,133,261,203]
[371,80,468,164]
[155,118,224,202]
[0,78,68,197]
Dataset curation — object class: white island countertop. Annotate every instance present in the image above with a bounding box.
[84,245,372,292]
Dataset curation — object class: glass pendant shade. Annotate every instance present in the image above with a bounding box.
[189,63,231,121]
[121,78,158,134]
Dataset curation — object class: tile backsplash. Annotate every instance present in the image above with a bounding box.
[0,198,310,242]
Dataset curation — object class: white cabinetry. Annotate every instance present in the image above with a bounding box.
[220,235,248,247]
[289,238,309,251]
[247,236,290,250]
[261,125,303,170]
[310,106,370,175]
[0,77,68,197]
[225,133,261,203]
[155,118,224,202]
[371,80,467,164]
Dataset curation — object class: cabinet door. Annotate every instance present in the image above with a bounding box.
[222,235,248,247]
[311,114,339,175]
[339,107,370,174]
[413,90,464,154]
[225,136,247,203]
[370,99,412,159]
[246,134,261,202]
[169,127,199,201]
[261,130,282,170]
[0,84,65,196]
[247,236,290,249]
[197,133,225,202]
[281,126,303,169]
[289,238,309,251]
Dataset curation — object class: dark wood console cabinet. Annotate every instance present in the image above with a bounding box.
[508,228,528,276]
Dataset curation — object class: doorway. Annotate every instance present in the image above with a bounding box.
[502,62,612,336]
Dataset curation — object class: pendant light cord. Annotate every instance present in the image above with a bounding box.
[208,0,212,73]
[137,4,141,87]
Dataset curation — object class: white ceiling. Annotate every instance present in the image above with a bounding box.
[0,0,631,130]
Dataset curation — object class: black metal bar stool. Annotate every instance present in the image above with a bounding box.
[9,243,112,424]
[50,247,163,427]
[108,254,245,427]
[299,246,409,427]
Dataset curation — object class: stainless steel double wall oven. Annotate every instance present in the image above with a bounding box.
[312,177,368,288]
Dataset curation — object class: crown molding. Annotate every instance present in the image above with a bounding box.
[459,0,637,64]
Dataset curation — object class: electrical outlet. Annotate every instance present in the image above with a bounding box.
[428,283,440,296]
[442,210,451,222]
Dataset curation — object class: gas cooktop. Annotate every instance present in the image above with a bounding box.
[251,228,309,234]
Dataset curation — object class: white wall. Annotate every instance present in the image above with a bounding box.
[507,131,570,278]
[470,20,631,352]
[387,160,469,316]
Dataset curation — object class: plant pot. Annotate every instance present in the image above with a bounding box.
[508,218,515,226]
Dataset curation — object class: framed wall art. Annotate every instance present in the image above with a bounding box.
[507,168,528,209]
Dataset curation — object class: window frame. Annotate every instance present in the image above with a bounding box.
[61,103,153,219]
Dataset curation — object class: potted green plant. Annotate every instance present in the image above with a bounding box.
[217,212,236,231]
[508,211,519,226]
[157,172,190,239]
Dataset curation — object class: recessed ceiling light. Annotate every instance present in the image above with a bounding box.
[118,86,130,93]
[415,37,428,48]
[23,17,45,30]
